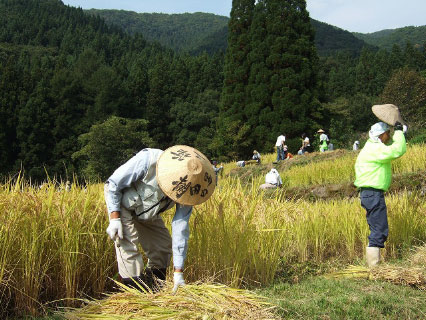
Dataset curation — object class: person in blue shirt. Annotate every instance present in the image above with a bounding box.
[104,145,215,292]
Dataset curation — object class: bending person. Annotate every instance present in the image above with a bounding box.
[104,146,216,292]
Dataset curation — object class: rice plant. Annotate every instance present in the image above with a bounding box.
[0,143,425,317]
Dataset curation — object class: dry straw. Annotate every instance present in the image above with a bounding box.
[63,282,277,320]
[325,245,426,290]
[326,265,426,290]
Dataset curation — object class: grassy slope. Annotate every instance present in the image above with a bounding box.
[261,278,426,320]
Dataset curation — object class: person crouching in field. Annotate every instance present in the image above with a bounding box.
[252,150,261,164]
[104,145,216,292]
[260,168,283,189]
[354,122,407,267]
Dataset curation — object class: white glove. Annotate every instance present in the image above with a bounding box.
[172,271,185,293]
[403,125,408,134]
[106,218,123,240]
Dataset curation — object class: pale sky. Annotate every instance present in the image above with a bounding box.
[62,0,426,34]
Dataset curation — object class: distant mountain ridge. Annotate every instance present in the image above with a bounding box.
[85,10,229,54]
[83,9,426,56]
[86,9,371,56]
[353,25,426,50]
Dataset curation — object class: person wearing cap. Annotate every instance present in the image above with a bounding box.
[353,141,360,151]
[354,121,407,268]
[252,150,261,164]
[317,129,329,152]
[260,168,283,189]
[275,134,286,161]
[104,146,215,292]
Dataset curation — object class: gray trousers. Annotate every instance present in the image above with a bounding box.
[104,184,172,278]
[360,188,388,248]
[114,206,172,278]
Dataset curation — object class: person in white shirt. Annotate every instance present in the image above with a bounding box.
[236,160,246,167]
[298,133,311,155]
[317,129,329,152]
[353,140,360,151]
[260,168,283,189]
[252,150,261,164]
[275,134,286,161]
[104,145,215,293]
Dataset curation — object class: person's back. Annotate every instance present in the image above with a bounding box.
[275,135,286,161]
[237,160,245,167]
[260,168,283,189]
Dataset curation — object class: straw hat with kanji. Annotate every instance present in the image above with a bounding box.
[156,145,216,206]
[372,104,405,126]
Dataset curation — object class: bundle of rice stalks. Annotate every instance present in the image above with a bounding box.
[324,265,372,280]
[371,266,425,290]
[410,245,426,267]
[62,282,277,320]
[325,265,426,290]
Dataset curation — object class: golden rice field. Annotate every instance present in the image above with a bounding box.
[0,144,425,317]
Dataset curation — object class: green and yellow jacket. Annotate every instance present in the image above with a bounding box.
[354,131,406,191]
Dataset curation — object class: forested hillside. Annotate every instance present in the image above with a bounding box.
[0,0,224,181]
[1,0,425,183]
[86,10,229,55]
[86,9,370,57]
[354,26,426,51]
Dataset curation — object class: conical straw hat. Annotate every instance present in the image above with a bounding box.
[156,145,216,206]
[372,104,405,126]
[317,129,325,133]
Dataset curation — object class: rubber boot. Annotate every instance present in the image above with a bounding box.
[145,267,167,292]
[122,276,150,293]
[366,246,380,268]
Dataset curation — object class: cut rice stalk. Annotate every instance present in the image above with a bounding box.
[325,265,426,290]
[62,281,278,320]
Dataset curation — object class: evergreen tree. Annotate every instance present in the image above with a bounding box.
[0,55,23,175]
[216,0,255,159]
[145,54,174,148]
[217,0,320,158]
[16,77,55,180]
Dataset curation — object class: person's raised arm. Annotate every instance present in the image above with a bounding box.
[374,130,406,163]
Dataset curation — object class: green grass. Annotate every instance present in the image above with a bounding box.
[261,277,426,319]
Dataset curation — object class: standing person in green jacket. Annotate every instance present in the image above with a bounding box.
[354,121,407,267]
